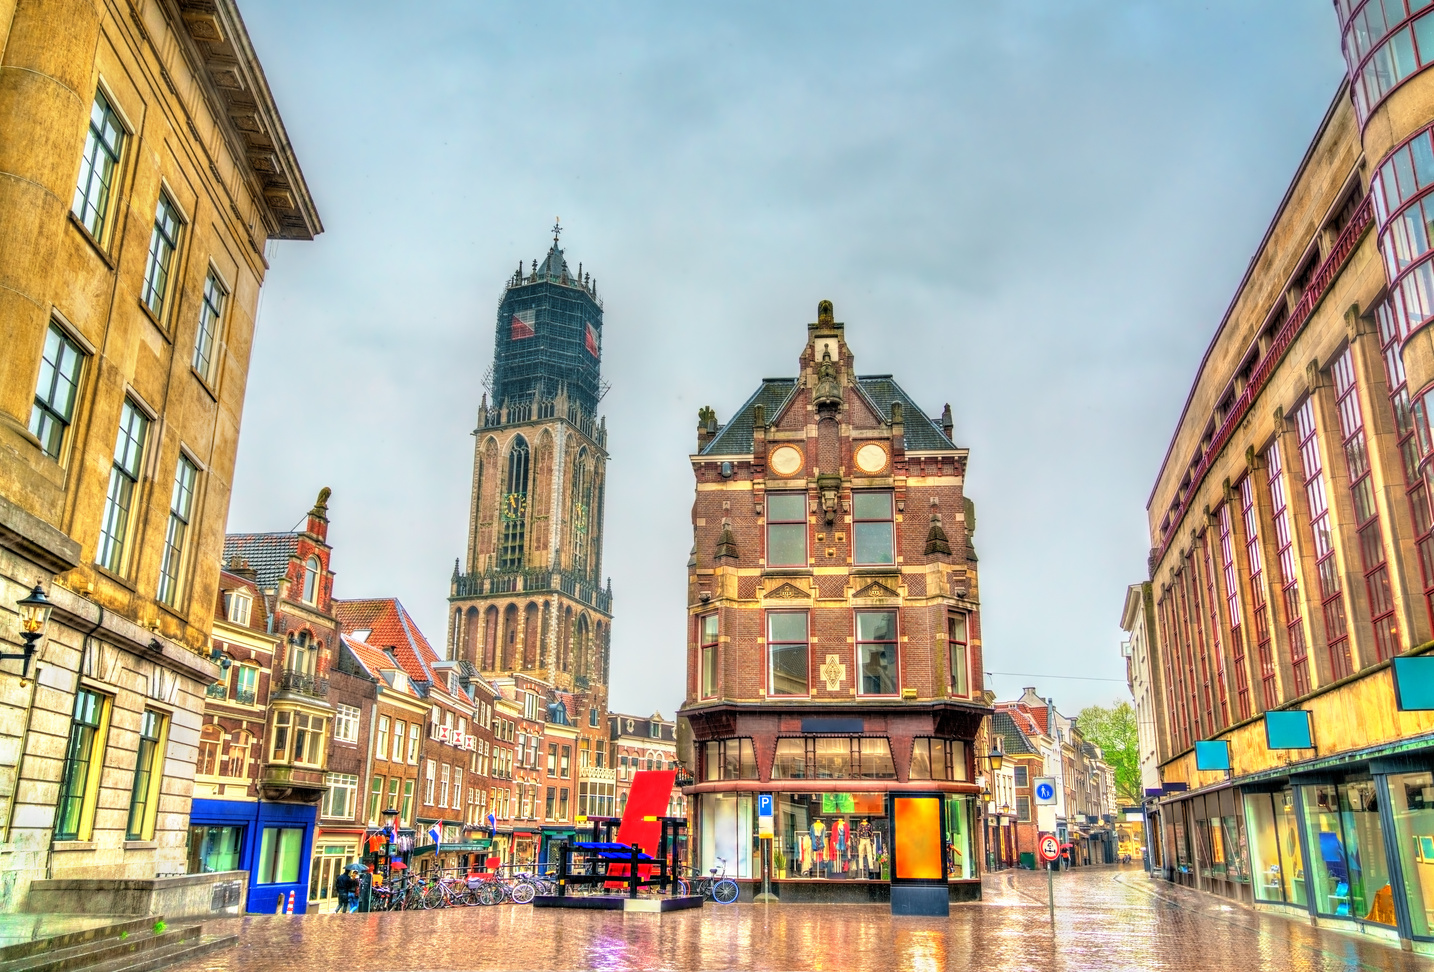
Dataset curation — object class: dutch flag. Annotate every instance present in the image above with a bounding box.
[428,819,443,847]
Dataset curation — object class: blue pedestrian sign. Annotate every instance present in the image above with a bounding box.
[1034,778,1057,805]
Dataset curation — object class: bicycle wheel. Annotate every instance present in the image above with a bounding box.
[711,879,739,904]
[477,882,503,906]
[421,885,445,910]
[510,880,536,904]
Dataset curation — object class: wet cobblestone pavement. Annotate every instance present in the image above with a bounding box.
[170,866,1434,971]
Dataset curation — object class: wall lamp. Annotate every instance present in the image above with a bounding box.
[2,584,52,680]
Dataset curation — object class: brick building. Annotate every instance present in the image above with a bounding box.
[678,301,990,902]
[610,711,685,819]
[1134,2,1434,951]
[0,0,318,913]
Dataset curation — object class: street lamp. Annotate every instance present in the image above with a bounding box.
[2,584,52,680]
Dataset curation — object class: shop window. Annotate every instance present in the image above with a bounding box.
[1303,781,1396,924]
[853,491,895,565]
[1389,771,1434,937]
[700,613,719,698]
[55,688,111,841]
[700,792,756,879]
[257,826,305,884]
[856,611,897,696]
[945,794,978,879]
[125,709,166,840]
[767,611,809,697]
[768,792,888,881]
[703,739,758,781]
[766,492,807,567]
[908,738,967,781]
[188,824,242,874]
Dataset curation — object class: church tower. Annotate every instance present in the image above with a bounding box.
[448,224,613,714]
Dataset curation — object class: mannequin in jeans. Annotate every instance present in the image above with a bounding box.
[855,819,876,873]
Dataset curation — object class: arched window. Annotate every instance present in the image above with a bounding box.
[199,724,222,776]
[571,449,589,571]
[302,556,320,604]
[222,730,253,779]
[499,437,530,570]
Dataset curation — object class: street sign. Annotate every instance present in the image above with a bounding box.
[758,793,774,839]
[1038,833,1060,863]
[1034,777,1057,806]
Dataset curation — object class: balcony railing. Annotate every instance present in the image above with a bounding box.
[205,682,228,700]
[453,568,612,614]
[275,670,329,699]
[1155,194,1374,563]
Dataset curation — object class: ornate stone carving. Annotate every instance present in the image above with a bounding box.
[763,582,810,600]
[820,654,846,692]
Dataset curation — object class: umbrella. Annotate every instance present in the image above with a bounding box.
[344,863,366,871]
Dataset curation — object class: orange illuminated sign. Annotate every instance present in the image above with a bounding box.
[893,796,943,881]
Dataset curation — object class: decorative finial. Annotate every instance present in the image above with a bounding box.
[310,486,331,518]
[817,300,834,326]
[552,217,562,246]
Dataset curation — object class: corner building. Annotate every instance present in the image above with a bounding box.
[448,235,612,730]
[1139,1,1434,953]
[679,302,989,903]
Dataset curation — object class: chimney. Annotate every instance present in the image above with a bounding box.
[306,487,331,542]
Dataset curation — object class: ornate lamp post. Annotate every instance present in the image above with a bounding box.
[382,807,400,883]
[2,584,52,680]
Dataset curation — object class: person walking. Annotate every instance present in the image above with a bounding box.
[335,864,362,913]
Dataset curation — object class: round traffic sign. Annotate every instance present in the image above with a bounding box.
[1035,781,1055,802]
[1038,834,1060,863]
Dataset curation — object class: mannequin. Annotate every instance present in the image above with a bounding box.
[811,818,827,871]
[855,818,876,873]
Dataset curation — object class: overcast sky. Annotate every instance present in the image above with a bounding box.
[228,1,1348,718]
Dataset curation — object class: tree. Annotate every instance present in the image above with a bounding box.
[1077,701,1140,806]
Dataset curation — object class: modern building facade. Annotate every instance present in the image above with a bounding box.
[678,301,990,902]
[1139,2,1434,951]
[448,231,612,741]
[0,0,318,913]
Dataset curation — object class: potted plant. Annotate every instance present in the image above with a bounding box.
[773,848,787,879]
[878,853,890,881]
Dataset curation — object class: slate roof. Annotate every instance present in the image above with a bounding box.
[992,711,1042,757]
[700,376,956,455]
[223,533,299,589]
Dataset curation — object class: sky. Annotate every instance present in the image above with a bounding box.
[227,1,1349,719]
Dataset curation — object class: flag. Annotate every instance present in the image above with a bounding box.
[428,820,443,846]
[584,322,599,357]
[510,310,536,340]
[486,812,496,835]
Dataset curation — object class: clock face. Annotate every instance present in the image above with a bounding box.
[855,442,888,474]
[502,492,528,521]
[769,445,804,477]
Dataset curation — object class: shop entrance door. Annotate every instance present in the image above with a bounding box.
[309,846,355,910]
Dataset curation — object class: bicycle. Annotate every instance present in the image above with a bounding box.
[688,858,739,904]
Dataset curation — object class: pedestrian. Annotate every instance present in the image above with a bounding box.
[335,865,361,913]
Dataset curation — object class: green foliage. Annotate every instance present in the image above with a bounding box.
[152,920,166,936]
[1077,701,1140,805]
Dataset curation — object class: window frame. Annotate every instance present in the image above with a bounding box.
[55,688,112,841]
[699,612,719,699]
[375,715,390,761]
[302,556,321,605]
[140,191,183,320]
[333,704,360,744]
[947,611,970,696]
[96,398,151,576]
[322,772,359,820]
[29,322,87,462]
[852,490,896,566]
[71,86,127,244]
[764,492,808,567]
[766,610,810,698]
[192,268,227,384]
[156,454,199,607]
[855,609,899,697]
[126,708,167,841]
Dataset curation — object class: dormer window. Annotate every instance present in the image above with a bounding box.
[302,556,320,604]
[224,590,252,627]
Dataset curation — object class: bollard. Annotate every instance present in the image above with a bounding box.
[286,890,295,914]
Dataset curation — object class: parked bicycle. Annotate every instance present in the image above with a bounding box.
[684,858,739,904]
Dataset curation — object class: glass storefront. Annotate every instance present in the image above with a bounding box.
[188,824,243,874]
[1302,781,1396,925]
[1244,788,1307,905]
[945,794,976,879]
[1388,771,1434,937]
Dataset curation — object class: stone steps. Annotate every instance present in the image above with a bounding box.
[0,920,235,972]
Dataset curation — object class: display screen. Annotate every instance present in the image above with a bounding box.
[821,792,885,815]
[893,796,943,881]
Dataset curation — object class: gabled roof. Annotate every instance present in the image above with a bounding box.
[699,375,956,456]
[334,598,440,686]
[223,533,299,589]
[215,569,269,634]
[340,634,401,684]
[992,711,1042,757]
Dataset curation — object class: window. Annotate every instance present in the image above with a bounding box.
[29,323,85,460]
[334,704,360,744]
[367,777,384,825]
[407,722,421,763]
[767,612,809,696]
[947,612,969,696]
[257,826,304,884]
[770,736,895,780]
[272,711,324,765]
[402,780,415,826]
[908,738,968,781]
[545,786,556,819]
[856,611,897,695]
[590,707,599,728]
[425,760,436,805]
[188,825,241,875]
[72,90,125,239]
[853,491,895,565]
[198,724,221,776]
[387,776,401,817]
[322,773,359,819]
[453,768,462,811]
[125,709,165,840]
[156,455,198,606]
[141,193,181,317]
[703,739,758,781]
[1017,796,1032,822]
[221,730,252,779]
[765,493,807,567]
[392,721,406,762]
[650,722,662,739]
[302,556,320,604]
[561,745,571,779]
[97,399,149,574]
[232,664,258,706]
[224,590,253,627]
[547,743,557,775]
[596,739,606,769]
[440,764,451,808]
[1014,765,1029,787]
[375,716,390,760]
[55,688,110,840]
[499,436,530,569]
[559,787,569,820]
[193,270,226,382]
[699,613,719,698]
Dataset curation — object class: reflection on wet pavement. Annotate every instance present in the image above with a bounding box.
[168,866,1434,971]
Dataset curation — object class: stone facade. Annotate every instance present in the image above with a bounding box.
[0,0,317,912]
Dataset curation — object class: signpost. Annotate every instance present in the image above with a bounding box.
[757,794,776,902]
[1038,832,1059,923]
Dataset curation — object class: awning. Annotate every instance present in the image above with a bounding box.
[412,840,493,857]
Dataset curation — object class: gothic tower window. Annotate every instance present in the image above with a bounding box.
[499,436,530,570]
[571,449,589,572]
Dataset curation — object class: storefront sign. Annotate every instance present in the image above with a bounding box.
[1034,777,1057,806]
[1264,710,1313,750]
[1194,740,1231,771]
[1392,655,1434,710]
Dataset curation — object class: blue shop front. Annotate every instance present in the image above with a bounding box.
[189,799,317,914]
